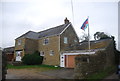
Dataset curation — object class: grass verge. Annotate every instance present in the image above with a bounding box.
[7,64,61,70]
[85,66,116,81]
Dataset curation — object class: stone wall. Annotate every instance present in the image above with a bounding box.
[74,40,115,79]
[38,35,60,66]
[24,38,38,54]
[60,24,79,51]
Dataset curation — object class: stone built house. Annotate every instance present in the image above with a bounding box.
[14,18,79,67]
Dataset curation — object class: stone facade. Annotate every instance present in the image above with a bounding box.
[60,24,79,52]
[14,38,25,59]
[14,38,38,60]
[24,38,38,54]
[38,35,60,66]
[74,39,116,79]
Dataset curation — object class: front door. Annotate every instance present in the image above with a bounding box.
[16,51,22,61]
[60,54,65,67]
[66,55,76,68]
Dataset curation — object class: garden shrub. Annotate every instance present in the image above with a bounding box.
[22,51,43,65]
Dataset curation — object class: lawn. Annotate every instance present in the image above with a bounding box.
[7,64,61,71]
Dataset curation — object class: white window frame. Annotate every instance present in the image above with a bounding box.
[15,51,22,61]
[43,38,49,45]
[40,51,44,56]
[16,51,22,56]
[74,39,77,43]
[50,50,54,56]
[18,39,22,45]
[64,37,68,44]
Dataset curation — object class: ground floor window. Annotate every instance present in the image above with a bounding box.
[50,50,54,56]
[40,51,44,56]
[15,51,22,61]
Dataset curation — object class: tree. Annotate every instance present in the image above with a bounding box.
[94,32,111,40]
[79,32,89,42]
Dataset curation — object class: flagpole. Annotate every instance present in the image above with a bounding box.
[71,0,74,25]
[88,16,90,52]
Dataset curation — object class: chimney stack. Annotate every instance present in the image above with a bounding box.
[64,17,69,24]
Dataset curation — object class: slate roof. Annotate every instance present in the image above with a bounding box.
[3,47,15,53]
[16,23,70,39]
[16,31,39,39]
[38,23,69,38]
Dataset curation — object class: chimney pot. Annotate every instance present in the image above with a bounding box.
[64,17,69,24]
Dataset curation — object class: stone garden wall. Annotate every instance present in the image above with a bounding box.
[74,40,115,79]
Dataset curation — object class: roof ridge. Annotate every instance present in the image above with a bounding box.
[16,31,38,39]
[38,23,67,33]
[16,23,70,39]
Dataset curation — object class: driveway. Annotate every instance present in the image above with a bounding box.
[7,68,118,80]
[40,68,74,79]
[6,68,74,79]
[6,69,57,79]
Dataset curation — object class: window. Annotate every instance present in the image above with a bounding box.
[16,51,22,56]
[43,38,49,45]
[74,39,77,43]
[40,51,44,56]
[64,37,68,44]
[18,39,21,45]
[50,50,54,56]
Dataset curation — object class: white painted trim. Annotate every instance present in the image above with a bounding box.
[63,52,95,55]
[60,53,65,67]
[60,23,71,35]
[49,50,54,56]
[64,37,68,44]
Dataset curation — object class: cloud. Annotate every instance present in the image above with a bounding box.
[1,1,118,48]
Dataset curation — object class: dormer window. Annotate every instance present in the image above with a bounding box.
[64,37,68,44]
[43,38,49,45]
[18,39,21,45]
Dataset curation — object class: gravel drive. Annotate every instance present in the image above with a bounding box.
[6,68,74,79]
[40,68,74,79]
[6,69,57,79]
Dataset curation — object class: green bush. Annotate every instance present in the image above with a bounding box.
[22,51,43,65]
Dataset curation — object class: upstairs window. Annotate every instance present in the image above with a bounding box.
[64,37,68,44]
[74,39,77,43]
[43,38,49,45]
[50,50,54,56]
[40,51,44,56]
[18,39,21,45]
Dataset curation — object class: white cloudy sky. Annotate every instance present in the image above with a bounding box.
[1,0,119,49]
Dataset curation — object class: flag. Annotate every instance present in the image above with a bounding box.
[81,18,89,30]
